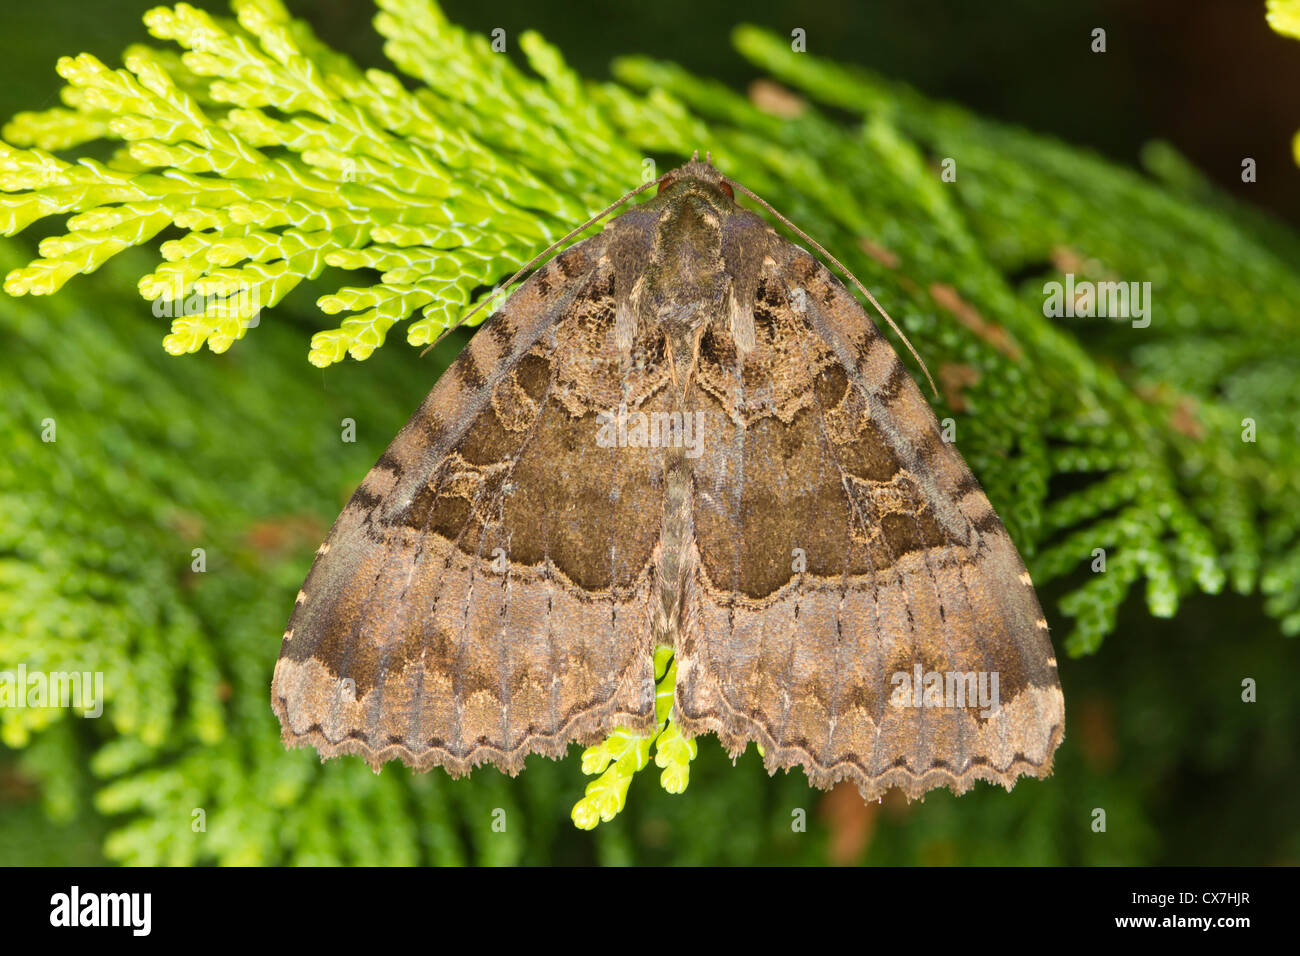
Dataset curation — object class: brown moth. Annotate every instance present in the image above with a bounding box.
[272,155,1064,802]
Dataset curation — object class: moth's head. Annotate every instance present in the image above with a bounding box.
[655,155,735,214]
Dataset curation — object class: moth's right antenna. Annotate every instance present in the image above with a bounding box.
[723,178,939,399]
[420,177,661,357]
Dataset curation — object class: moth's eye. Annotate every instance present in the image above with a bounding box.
[718,180,734,200]
[656,173,679,194]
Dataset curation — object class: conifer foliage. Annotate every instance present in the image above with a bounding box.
[1,0,1296,863]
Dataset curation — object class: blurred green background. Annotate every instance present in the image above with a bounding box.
[1,0,1298,865]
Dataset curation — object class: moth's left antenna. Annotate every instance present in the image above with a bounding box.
[420,177,661,356]
[723,178,939,399]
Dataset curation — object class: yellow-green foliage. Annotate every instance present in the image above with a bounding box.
[2,0,1299,863]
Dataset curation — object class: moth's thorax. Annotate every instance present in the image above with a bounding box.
[646,179,733,329]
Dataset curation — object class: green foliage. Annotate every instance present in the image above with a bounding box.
[1,0,1298,864]
[1269,0,1300,41]
[0,0,630,365]
[571,646,698,829]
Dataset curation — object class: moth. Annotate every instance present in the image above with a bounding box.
[273,154,1064,802]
